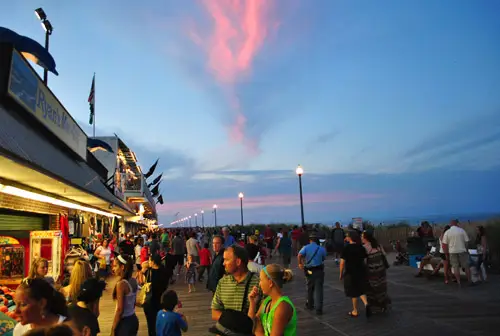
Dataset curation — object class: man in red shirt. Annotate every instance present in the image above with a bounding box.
[198,242,212,282]
[291,225,302,256]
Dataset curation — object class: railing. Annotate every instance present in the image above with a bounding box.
[121,173,143,193]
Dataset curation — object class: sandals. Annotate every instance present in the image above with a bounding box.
[348,311,359,318]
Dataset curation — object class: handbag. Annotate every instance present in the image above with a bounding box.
[136,269,152,307]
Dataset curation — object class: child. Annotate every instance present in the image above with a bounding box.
[156,290,188,336]
[184,255,198,293]
[198,243,212,282]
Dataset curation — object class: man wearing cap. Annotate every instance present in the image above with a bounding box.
[298,232,326,315]
[211,245,262,321]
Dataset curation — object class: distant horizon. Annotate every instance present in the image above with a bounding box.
[162,211,500,228]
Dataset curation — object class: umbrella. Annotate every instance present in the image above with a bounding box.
[0,27,58,75]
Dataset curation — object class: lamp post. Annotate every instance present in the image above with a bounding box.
[238,192,244,226]
[188,215,192,228]
[296,164,305,226]
[194,213,198,227]
[213,204,218,227]
[201,210,204,228]
[34,8,53,85]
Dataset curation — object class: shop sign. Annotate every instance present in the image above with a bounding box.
[30,230,62,239]
[7,49,87,160]
[0,236,20,245]
[352,217,363,230]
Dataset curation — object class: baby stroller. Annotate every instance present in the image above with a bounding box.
[391,240,409,266]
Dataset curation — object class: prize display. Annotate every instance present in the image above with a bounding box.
[30,230,62,281]
[0,237,25,287]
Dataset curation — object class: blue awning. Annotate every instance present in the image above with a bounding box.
[0,27,58,75]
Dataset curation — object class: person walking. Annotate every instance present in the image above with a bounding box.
[198,242,212,282]
[340,230,370,318]
[331,222,345,265]
[275,230,292,268]
[207,236,226,294]
[171,231,185,276]
[442,219,472,286]
[298,232,326,315]
[141,254,169,336]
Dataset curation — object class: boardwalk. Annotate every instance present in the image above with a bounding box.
[98,256,500,336]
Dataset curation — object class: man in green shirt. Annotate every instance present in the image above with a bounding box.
[160,229,170,251]
[211,244,262,321]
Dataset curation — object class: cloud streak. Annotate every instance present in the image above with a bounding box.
[193,0,274,153]
[157,191,384,215]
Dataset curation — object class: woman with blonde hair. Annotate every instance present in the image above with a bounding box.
[60,259,93,304]
[24,258,55,287]
[248,263,297,336]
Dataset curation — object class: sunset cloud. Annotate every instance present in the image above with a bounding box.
[157,191,384,215]
[192,0,274,153]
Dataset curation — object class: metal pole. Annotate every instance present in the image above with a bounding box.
[202,213,204,228]
[43,31,49,85]
[240,198,244,226]
[299,174,305,226]
[214,208,217,227]
[195,216,197,227]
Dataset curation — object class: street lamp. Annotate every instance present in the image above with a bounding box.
[34,8,53,85]
[201,210,205,228]
[213,204,218,227]
[296,164,305,226]
[238,192,244,226]
[188,215,192,227]
[194,213,198,227]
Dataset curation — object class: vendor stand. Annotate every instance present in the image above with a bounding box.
[29,230,62,282]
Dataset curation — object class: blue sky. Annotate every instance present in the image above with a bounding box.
[2,1,500,225]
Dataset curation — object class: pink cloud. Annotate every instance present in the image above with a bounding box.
[190,0,275,154]
[157,192,384,215]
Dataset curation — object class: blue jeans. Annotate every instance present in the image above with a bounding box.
[306,269,324,312]
[115,314,139,336]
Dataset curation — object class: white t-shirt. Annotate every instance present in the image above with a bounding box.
[96,246,112,265]
[135,245,142,264]
[277,232,283,239]
[13,315,66,336]
[442,226,469,254]
[186,238,199,257]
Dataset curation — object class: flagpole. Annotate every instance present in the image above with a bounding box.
[93,73,96,137]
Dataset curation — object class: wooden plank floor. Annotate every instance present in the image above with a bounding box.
[98,254,500,335]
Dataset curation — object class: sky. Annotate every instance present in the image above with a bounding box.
[2,1,500,226]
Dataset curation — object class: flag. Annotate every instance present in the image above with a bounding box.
[144,159,159,179]
[147,173,162,188]
[88,74,95,125]
[156,195,164,205]
[151,182,161,197]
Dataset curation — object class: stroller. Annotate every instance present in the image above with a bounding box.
[391,240,409,266]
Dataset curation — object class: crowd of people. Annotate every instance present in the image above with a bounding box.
[8,219,486,335]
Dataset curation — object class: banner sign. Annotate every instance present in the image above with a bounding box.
[7,49,87,160]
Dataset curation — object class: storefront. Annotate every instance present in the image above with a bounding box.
[0,44,135,287]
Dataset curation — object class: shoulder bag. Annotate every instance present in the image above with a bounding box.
[240,272,255,314]
[136,269,152,307]
[304,245,321,276]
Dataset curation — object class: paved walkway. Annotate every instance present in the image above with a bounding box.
[98,256,500,335]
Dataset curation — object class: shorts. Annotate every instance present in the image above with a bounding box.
[449,252,469,269]
[175,254,184,266]
[266,241,274,249]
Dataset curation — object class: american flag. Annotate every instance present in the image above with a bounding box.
[88,74,95,125]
